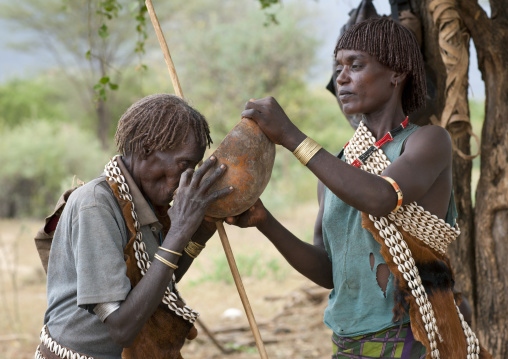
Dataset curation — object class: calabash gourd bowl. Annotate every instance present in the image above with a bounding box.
[203,117,276,218]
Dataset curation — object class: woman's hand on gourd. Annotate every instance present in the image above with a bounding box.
[225,199,268,229]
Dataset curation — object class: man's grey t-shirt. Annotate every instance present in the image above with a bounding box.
[44,162,164,358]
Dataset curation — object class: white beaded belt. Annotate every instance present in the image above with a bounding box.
[35,325,94,359]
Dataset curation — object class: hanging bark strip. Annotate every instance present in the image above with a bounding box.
[145,1,269,358]
[428,0,479,160]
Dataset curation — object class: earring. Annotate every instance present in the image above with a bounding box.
[395,80,398,88]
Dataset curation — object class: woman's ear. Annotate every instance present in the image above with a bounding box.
[392,72,408,88]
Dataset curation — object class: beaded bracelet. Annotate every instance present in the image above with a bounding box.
[293,137,322,166]
[159,246,182,256]
[381,176,403,212]
[184,241,206,259]
[154,253,179,270]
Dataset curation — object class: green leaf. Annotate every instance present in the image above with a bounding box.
[108,83,118,90]
[98,24,109,38]
[99,76,110,84]
[93,84,102,91]
[85,50,91,60]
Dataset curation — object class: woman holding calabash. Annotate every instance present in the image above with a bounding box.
[229,17,490,359]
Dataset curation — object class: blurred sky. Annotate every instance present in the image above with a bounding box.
[0,0,485,99]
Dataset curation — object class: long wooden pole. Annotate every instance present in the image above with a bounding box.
[145,1,268,358]
[216,221,269,358]
[145,0,184,98]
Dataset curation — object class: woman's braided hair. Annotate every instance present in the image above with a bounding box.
[115,94,212,157]
[334,17,426,115]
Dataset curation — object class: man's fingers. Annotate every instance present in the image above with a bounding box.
[191,155,216,187]
[179,168,194,187]
[206,186,234,205]
[199,164,227,192]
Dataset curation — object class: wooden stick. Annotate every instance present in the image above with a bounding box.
[145,1,268,358]
[145,0,184,98]
[216,221,269,359]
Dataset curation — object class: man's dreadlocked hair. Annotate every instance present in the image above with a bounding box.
[115,94,212,157]
[334,17,426,115]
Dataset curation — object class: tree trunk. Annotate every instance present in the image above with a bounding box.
[410,0,477,317]
[456,1,508,357]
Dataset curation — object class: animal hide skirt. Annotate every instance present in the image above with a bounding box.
[362,211,492,359]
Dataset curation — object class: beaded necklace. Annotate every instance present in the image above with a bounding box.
[338,116,409,167]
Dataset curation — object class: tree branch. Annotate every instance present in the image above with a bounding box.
[490,0,508,20]
[456,0,490,47]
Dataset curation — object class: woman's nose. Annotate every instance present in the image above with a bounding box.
[336,69,349,86]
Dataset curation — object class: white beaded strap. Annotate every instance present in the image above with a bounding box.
[35,325,94,359]
[455,302,480,358]
[104,156,199,324]
[387,203,460,255]
[370,215,443,359]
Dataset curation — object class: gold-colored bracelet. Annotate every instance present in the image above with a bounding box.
[158,246,182,256]
[293,137,322,166]
[184,241,206,259]
[154,253,179,270]
[381,176,403,212]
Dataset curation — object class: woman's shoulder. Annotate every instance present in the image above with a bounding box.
[410,123,451,138]
[406,124,452,153]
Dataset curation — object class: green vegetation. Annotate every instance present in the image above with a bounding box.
[0,0,353,218]
[189,250,288,286]
[0,120,108,217]
[0,0,484,220]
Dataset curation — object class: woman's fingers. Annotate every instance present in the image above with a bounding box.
[225,216,237,225]
[241,109,258,120]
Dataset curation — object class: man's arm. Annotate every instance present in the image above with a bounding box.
[173,218,216,282]
[103,156,233,348]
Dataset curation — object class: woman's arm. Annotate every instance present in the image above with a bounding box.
[226,192,333,289]
[242,97,452,218]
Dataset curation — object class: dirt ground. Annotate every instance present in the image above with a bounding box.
[0,203,334,359]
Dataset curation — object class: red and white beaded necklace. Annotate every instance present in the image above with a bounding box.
[338,116,409,167]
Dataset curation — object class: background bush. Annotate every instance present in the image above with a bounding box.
[0,120,108,217]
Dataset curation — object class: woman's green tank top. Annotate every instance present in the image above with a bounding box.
[321,123,457,337]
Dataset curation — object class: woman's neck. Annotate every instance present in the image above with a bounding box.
[361,109,407,141]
